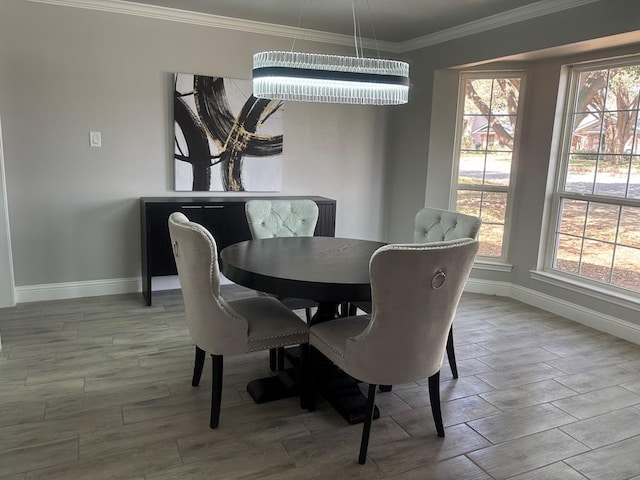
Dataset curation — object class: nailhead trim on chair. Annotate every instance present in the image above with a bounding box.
[382,238,475,251]
[248,340,307,352]
[248,330,309,352]
[309,333,345,361]
[251,330,309,341]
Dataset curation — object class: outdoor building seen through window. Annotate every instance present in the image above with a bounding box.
[454,74,525,258]
[550,59,640,294]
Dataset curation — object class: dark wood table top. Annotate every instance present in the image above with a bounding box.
[220,237,386,303]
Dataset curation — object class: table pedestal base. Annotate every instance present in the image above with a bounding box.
[247,368,299,404]
[309,302,379,424]
[247,300,378,424]
[246,353,379,425]
[311,301,342,324]
[315,364,380,424]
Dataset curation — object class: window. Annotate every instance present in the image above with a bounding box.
[453,73,525,258]
[548,59,640,295]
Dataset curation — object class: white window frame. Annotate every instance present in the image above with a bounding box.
[451,71,527,262]
[544,55,640,300]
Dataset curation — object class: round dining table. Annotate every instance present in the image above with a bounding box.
[220,236,386,323]
[219,236,386,424]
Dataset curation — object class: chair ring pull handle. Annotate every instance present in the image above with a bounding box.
[431,270,446,290]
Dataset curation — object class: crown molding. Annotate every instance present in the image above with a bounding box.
[24,0,602,54]
[23,0,401,53]
[398,0,603,52]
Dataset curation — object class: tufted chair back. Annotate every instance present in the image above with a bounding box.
[245,200,319,239]
[413,207,481,243]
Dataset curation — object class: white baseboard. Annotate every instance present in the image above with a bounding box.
[465,278,640,345]
[151,276,181,292]
[464,278,512,297]
[14,274,234,304]
[13,275,640,345]
[15,277,142,303]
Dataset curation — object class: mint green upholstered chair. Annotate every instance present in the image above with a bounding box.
[307,239,479,464]
[245,199,319,371]
[413,207,482,244]
[245,199,319,239]
[168,212,309,428]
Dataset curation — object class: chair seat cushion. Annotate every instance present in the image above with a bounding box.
[229,296,309,352]
[310,316,371,369]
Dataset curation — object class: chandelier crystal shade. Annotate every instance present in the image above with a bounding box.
[253,51,410,105]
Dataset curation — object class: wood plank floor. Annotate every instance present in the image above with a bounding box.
[1,286,640,479]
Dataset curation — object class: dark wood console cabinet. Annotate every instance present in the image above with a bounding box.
[140,196,337,305]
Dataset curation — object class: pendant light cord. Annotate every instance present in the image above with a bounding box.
[351,0,360,58]
[291,0,380,60]
[291,0,311,53]
[354,0,382,59]
[365,0,381,59]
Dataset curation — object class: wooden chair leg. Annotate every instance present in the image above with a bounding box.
[192,346,206,386]
[446,326,458,379]
[210,354,223,429]
[305,346,317,412]
[428,370,444,437]
[299,343,311,410]
[359,383,378,465]
[277,346,285,371]
[269,348,277,371]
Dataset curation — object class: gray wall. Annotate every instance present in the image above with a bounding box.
[386,0,640,325]
[0,0,389,289]
[0,116,15,309]
[1,0,639,329]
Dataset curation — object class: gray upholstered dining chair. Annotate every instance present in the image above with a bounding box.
[168,212,309,428]
[350,207,481,379]
[245,199,319,371]
[306,238,479,464]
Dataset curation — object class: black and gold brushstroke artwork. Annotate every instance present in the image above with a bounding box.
[174,73,284,191]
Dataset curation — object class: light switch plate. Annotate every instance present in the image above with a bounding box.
[89,131,102,148]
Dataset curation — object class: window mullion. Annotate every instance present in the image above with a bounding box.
[457,184,510,194]
[558,192,640,209]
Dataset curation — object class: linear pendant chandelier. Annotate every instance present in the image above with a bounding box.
[253,52,409,105]
[252,2,410,105]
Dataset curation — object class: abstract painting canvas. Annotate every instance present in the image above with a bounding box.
[174,73,284,191]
